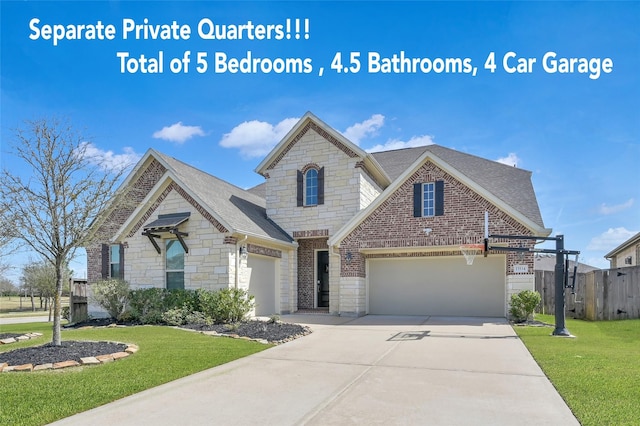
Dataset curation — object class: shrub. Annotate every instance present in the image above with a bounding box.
[185,311,213,326]
[510,290,541,322]
[91,279,130,320]
[199,288,254,324]
[161,307,190,326]
[128,288,167,324]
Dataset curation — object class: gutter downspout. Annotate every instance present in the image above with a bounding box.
[235,235,248,289]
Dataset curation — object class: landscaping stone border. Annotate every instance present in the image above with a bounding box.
[0,342,138,373]
[176,324,313,345]
[0,332,43,345]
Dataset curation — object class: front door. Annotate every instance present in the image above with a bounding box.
[317,250,329,308]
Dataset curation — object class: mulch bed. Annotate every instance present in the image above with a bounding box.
[0,341,127,367]
[182,321,312,344]
[1,319,311,368]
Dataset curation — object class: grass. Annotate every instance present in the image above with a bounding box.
[0,296,69,316]
[515,314,640,426]
[0,321,271,426]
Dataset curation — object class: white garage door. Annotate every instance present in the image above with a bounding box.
[368,256,505,317]
[247,254,277,316]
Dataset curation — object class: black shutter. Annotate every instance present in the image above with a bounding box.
[119,243,125,280]
[413,183,422,217]
[318,167,325,205]
[296,170,303,206]
[435,180,445,216]
[101,244,109,279]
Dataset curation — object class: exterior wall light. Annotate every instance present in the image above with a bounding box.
[345,251,353,264]
[239,245,248,260]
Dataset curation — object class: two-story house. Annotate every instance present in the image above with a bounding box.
[86,112,550,318]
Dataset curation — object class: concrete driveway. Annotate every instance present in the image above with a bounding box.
[52,315,579,425]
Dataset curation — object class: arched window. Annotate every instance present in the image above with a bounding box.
[305,169,318,206]
[297,165,324,207]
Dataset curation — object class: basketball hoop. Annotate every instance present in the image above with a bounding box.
[460,244,484,265]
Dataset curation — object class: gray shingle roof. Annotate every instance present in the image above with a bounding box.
[154,152,292,243]
[246,182,266,198]
[371,145,545,229]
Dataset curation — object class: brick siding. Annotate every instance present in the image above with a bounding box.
[297,237,329,309]
[340,160,535,278]
[86,158,166,284]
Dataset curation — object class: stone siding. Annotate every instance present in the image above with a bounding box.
[265,128,366,237]
[359,168,382,210]
[123,187,231,291]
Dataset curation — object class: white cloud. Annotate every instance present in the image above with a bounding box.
[584,256,610,270]
[496,153,520,167]
[342,114,385,145]
[152,122,205,144]
[219,117,299,158]
[78,142,141,172]
[587,227,637,251]
[366,135,435,153]
[598,198,634,215]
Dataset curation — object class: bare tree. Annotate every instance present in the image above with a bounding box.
[0,118,132,345]
[0,203,17,276]
[20,260,71,320]
[0,277,18,298]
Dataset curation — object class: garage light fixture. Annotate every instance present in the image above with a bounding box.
[239,245,248,260]
[345,251,353,264]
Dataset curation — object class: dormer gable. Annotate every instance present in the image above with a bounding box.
[255,112,390,188]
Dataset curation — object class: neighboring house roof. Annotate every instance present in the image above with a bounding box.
[604,232,640,259]
[115,150,293,245]
[372,145,545,229]
[534,255,599,273]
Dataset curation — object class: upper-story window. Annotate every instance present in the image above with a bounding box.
[422,182,435,216]
[297,165,325,207]
[305,169,318,206]
[413,180,444,217]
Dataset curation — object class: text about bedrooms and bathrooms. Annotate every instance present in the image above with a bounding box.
[28,17,613,80]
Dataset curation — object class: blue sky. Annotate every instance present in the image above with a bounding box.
[1,1,639,283]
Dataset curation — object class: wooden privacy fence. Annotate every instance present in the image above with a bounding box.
[70,279,88,323]
[535,265,640,320]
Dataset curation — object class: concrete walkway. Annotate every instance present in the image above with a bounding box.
[51,315,579,425]
[0,315,50,325]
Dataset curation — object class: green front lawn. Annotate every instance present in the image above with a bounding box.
[515,315,640,426]
[0,322,270,426]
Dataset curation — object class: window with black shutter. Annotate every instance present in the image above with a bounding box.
[109,244,125,279]
[101,244,109,279]
[296,170,304,207]
[413,180,444,217]
[297,166,325,207]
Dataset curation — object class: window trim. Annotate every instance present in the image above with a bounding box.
[297,165,325,207]
[305,168,319,206]
[422,182,435,217]
[165,239,185,290]
[413,180,444,217]
[109,244,124,280]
